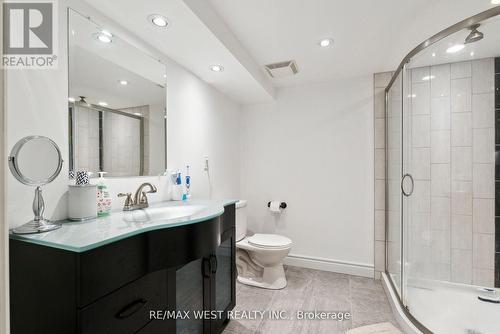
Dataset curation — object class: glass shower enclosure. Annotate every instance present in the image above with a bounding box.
[384,6,500,334]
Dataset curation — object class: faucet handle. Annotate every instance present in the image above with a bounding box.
[118,192,134,211]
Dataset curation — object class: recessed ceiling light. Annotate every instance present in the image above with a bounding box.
[470,51,475,56]
[492,0,500,4]
[94,32,112,43]
[119,80,129,86]
[163,74,167,78]
[431,52,436,57]
[446,44,465,53]
[422,75,435,81]
[148,14,169,28]
[209,64,224,72]
[98,101,108,107]
[319,38,333,48]
[134,112,143,116]
[68,97,76,102]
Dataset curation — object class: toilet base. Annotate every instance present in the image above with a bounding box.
[237,264,287,290]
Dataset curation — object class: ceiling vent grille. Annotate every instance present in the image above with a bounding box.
[264,60,299,78]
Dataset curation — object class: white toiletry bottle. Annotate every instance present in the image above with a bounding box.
[97,172,112,217]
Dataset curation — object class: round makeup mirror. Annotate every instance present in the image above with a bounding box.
[8,136,64,234]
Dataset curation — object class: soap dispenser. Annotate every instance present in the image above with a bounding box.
[97,171,112,217]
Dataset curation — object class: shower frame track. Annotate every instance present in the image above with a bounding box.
[383,5,500,334]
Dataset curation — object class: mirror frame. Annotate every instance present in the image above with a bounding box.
[8,135,64,186]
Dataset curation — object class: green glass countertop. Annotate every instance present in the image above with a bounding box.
[10,199,238,253]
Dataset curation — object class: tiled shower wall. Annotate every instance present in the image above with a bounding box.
[73,105,141,176]
[102,110,142,177]
[374,72,393,279]
[74,104,100,172]
[407,59,495,286]
[374,58,496,286]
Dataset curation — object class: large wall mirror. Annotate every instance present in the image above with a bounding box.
[68,9,166,177]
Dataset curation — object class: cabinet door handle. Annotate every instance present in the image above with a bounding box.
[210,255,217,274]
[115,298,148,319]
[202,258,211,278]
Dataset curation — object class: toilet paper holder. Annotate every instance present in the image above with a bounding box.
[267,201,287,209]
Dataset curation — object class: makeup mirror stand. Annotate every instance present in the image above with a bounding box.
[12,186,61,235]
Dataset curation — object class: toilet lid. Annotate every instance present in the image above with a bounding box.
[247,234,292,248]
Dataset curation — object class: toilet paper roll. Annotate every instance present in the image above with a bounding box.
[269,201,282,213]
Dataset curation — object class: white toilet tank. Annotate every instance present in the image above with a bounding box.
[235,200,247,241]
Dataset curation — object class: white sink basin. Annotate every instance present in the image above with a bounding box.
[122,204,206,223]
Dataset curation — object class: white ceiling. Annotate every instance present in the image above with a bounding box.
[70,46,165,110]
[206,0,497,87]
[68,9,165,109]
[207,0,428,87]
[69,8,166,86]
[83,0,275,104]
[80,0,498,104]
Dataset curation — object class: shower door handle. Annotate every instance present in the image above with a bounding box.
[401,173,414,197]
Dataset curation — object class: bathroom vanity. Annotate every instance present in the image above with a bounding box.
[9,200,237,334]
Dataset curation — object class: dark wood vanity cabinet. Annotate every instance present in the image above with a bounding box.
[10,203,236,334]
[211,227,236,333]
[176,205,236,334]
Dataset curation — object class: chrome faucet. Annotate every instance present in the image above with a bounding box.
[118,182,158,211]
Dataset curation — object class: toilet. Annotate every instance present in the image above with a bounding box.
[235,200,292,290]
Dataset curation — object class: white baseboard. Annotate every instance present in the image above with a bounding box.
[283,253,374,278]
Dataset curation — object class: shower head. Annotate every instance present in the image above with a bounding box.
[78,96,91,107]
[465,24,484,44]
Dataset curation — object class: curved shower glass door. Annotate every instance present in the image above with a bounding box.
[385,7,500,334]
[404,14,500,333]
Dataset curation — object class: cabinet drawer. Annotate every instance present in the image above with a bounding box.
[78,235,147,306]
[79,270,167,334]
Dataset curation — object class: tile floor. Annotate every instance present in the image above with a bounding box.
[223,266,399,334]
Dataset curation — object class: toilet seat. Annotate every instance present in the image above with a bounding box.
[247,234,292,249]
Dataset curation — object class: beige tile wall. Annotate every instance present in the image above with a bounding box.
[374,59,496,286]
[374,72,393,279]
[407,59,495,286]
[73,104,146,177]
[74,105,100,173]
[103,108,142,176]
